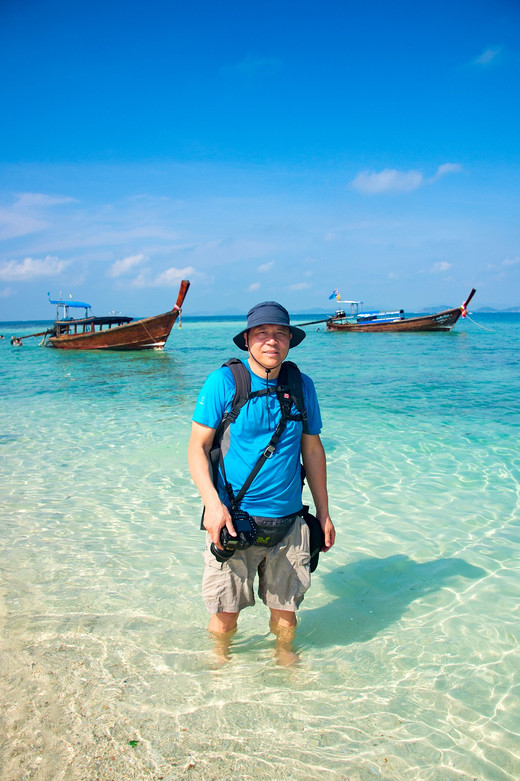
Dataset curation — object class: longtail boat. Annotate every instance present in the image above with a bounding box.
[298,289,476,333]
[11,279,190,350]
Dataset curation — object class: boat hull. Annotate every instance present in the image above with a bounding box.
[326,306,463,333]
[47,309,177,349]
[47,280,190,350]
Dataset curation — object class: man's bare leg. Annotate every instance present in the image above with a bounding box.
[269,608,299,666]
[208,611,239,662]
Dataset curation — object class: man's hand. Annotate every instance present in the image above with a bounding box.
[188,421,237,549]
[301,433,336,553]
[320,515,336,552]
[203,501,235,549]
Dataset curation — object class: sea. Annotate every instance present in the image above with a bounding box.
[1,312,519,781]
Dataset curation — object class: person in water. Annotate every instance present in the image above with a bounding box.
[188,301,335,663]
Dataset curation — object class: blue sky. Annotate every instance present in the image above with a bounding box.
[1,0,519,319]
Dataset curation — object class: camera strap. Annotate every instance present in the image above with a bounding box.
[220,410,290,508]
[200,359,308,532]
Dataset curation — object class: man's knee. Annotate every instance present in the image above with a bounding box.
[209,611,240,634]
[269,608,297,628]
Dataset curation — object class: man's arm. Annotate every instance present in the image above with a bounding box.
[301,433,335,551]
[188,421,234,549]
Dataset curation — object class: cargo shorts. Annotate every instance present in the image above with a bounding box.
[202,515,311,614]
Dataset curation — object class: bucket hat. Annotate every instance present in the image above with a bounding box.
[233,301,306,351]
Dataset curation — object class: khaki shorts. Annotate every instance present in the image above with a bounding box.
[202,515,311,614]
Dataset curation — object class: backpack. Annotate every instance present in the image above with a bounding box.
[208,358,309,496]
[205,359,325,571]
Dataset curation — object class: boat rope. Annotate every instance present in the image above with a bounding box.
[465,315,494,332]
[140,305,183,346]
[141,320,159,346]
[174,304,182,329]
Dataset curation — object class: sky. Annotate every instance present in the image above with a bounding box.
[1,0,519,319]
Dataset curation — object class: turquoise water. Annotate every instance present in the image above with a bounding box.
[1,314,519,781]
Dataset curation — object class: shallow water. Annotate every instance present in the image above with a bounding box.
[1,314,519,780]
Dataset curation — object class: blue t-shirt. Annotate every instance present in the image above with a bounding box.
[193,360,322,517]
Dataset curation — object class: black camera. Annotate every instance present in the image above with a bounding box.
[210,507,258,562]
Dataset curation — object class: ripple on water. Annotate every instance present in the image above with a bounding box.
[1,317,520,780]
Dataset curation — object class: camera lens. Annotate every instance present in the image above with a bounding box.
[210,542,235,562]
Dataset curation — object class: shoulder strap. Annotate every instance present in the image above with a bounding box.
[216,358,307,438]
[224,357,250,413]
[207,359,249,488]
[277,360,309,434]
[209,358,309,506]
[212,357,268,442]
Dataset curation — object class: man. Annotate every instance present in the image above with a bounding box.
[188,301,335,662]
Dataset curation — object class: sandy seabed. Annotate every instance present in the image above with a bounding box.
[1,633,166,781]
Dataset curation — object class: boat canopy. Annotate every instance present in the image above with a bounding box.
[359,310,404,317]
[48,298,91,308]
[48,294,92,322]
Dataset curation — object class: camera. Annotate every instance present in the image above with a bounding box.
[210,507,258,562]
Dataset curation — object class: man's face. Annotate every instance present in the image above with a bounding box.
[245,324,291,369]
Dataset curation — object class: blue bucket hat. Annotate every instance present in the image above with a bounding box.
[233,301,306,351]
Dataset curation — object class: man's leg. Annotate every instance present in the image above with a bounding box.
[209,611,239,633]
[269,608,298,665]
[209,611,239,662]
[261,519,310,665]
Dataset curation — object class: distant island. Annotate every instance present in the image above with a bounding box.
[475,306,520,313]
[184,305,520,317]
[420,305,520,314]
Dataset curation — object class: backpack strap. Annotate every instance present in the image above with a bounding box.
[219,359,251,424]
[209,358,309,507]
[277,361,309,434]
[231,401,291,505]
[208,359,251,488]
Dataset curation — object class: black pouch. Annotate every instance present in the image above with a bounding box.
[252,514,298,547]
[301,505,325,572]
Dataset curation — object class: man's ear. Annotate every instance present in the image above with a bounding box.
[244,330,249,349]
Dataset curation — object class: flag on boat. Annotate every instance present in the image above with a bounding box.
[329,289,341,301]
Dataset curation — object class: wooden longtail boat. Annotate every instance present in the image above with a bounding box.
[299,289,476,333]
[12,280,190,350]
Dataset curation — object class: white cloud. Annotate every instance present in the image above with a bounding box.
[221,55,282,78]
[131,265,196,288]
[502,257,520,267]
[248,282,261,291]
[431,163,463,181]
[0,192,77,242]
[471,46,503,66]
[289,282,311,291]
[0,287,13,298]
[107,253,147,278]
[0,209,47,241]
[258,261,274,272]
[0,256,68,281]
[351,163,462,194]
[155,266,196,286]
[430,262,452,273]
[351,169,424,194]
[14,192,76,208]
